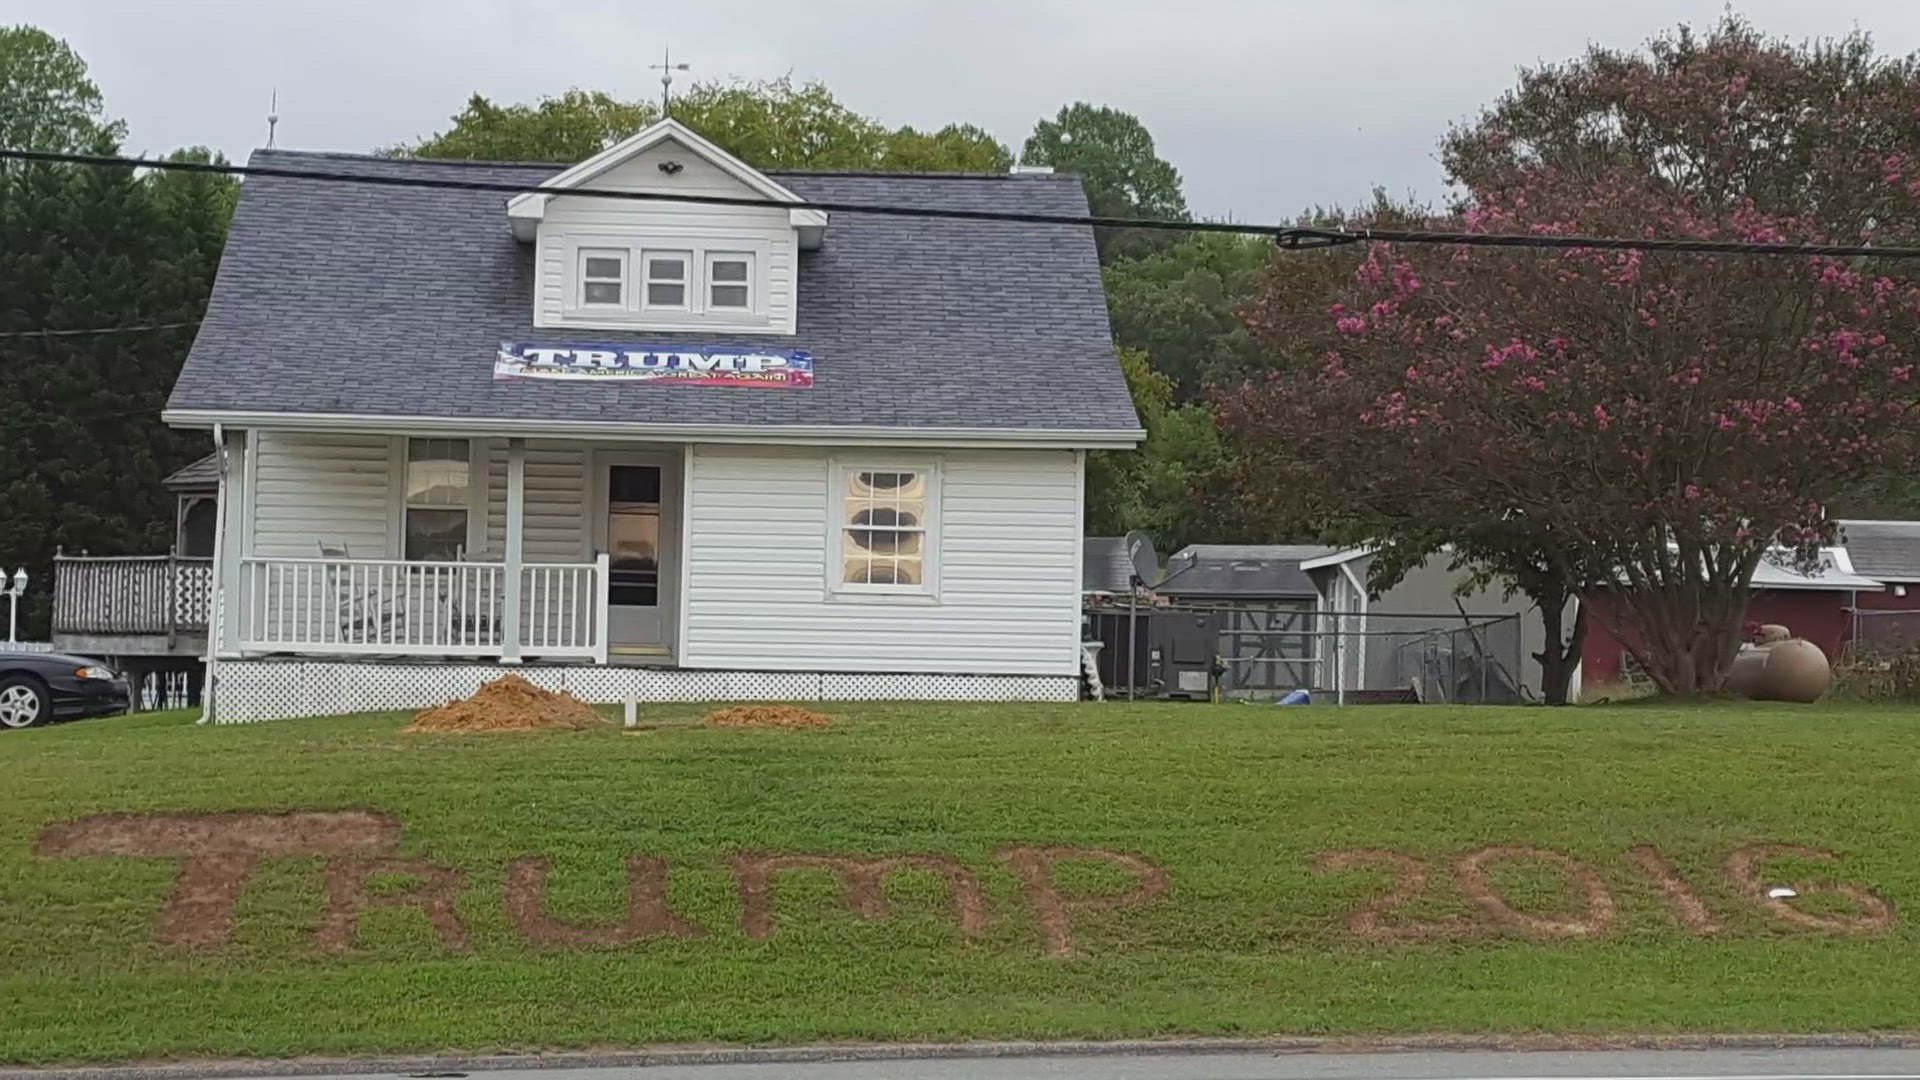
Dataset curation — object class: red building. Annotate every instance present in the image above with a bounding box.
[1578,548,1880,690]
[1837,520,1920,646]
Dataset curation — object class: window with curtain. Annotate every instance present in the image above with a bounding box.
[404,438,470,561]
[838,467,933,592]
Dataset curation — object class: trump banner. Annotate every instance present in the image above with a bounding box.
[495,343,814,387]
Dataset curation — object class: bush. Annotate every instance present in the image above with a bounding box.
[1833,639,1920,702]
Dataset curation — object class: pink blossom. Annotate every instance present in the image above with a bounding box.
[1336,316,1367,335]
[1593,404,1612,430]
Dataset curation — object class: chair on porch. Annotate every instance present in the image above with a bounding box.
[316,540,403,643]
[445,546,501,644]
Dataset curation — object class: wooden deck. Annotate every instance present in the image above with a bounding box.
[51,554,212,659]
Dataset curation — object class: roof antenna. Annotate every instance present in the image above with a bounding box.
[266,87,280,149]
[650,47,690,116]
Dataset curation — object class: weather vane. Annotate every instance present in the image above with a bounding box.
[650,47,691,116]
[266,88,279,149]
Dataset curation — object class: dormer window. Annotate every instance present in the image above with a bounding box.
[580,250,626,307]
[643,252,690,310]
[707,253,753,310]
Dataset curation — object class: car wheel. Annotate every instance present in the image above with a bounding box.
[0,676,49,729]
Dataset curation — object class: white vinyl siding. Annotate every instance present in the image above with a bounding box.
[680,445,1083,676]
[479,440,591,562]
[248,432,395,559]
[535,139,794,335]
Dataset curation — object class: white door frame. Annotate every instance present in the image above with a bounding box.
[589,448,683,658]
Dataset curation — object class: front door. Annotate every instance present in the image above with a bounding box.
[592,452,680,658]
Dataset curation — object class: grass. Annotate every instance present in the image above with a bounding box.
[2,698,1920,1063]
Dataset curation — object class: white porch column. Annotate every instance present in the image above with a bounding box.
[501,437,526,662]
[214,427,250,660]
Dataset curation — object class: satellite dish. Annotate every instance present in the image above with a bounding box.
[1123,530,1159,587]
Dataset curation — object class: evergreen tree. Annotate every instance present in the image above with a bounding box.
[0,30,232,639]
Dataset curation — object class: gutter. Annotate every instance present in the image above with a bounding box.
[162,409,1146,450]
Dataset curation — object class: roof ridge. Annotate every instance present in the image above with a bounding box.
[251,149,1071,182]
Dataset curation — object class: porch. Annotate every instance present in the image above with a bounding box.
[233,553,610,662]
[52,553,213,658]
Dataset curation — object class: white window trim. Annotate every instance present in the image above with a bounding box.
[704,250,755,312]
[826,457,941,602]
[394,436,485,562]
[578,248,628,308]
[548,234,780,332]
[642,249,693,312]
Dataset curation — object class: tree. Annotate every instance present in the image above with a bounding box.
[1222,171,1920,698]
[0,25,123,153]
[401,79,1012,172]
[1021,103,1187,260]
[1084,348,1230,550]
[1102,232,1268,399]
[0,32,231,639]
[1443,17,1920,245]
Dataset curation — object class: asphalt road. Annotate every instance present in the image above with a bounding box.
[136,1047,1920,1080]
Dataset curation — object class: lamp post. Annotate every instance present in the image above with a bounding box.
[4,567,26,645]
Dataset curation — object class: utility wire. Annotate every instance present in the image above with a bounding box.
[9,147,1920,261]
[0,320,200,338]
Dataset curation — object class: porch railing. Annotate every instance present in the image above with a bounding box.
[235,554,608,661]
[53,554,214,637]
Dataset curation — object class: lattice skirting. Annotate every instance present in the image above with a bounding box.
[208,661,1078,723]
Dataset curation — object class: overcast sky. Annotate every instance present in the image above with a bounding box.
[17,0,1920,222]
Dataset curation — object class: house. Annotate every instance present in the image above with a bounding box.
[1299,548,1555,702]
[1578,547,1881,690]
[153,119,1141,723]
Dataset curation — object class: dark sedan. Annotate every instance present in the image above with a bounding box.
[0,651,131,729]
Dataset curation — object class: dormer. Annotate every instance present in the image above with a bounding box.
[506,118,827,336]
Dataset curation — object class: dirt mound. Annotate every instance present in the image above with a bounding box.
[705,704,833,729]
[407,675,605,733]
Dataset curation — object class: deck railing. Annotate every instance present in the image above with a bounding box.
[52,554,214,637]
[235,554,608,661]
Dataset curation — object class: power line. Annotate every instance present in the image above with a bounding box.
[8,147,1920,261]
[0,320,200,339]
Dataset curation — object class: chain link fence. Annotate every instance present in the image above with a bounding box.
[1085,600,1526,704]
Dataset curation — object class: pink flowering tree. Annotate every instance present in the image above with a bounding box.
[1220,173,1920,697]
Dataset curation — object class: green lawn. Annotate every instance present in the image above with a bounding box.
[3,699,1919,1064]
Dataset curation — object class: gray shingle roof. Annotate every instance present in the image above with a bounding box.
[1839,520,1920,582]
[1158,544,1336,599]
[166,150,1139,436]
[162,451,220,492]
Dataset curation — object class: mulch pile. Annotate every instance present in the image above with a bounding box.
[407,674,606,733]
[704,704,833,729]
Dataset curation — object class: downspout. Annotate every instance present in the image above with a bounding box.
[197,423,227,725]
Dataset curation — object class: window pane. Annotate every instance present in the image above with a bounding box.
[648,257,685,281]
[607,465,661,607]
[711,259,749,282]
[405,508,467,561]
[647,282,685,307]
[584,256,623,279]
[847,510,920,552]
[406,438,469,505]
[710,284,749,309]
[843,556,921,586]
[583,281,622,305]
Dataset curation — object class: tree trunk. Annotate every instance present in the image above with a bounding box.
[1531,583,1586,705]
